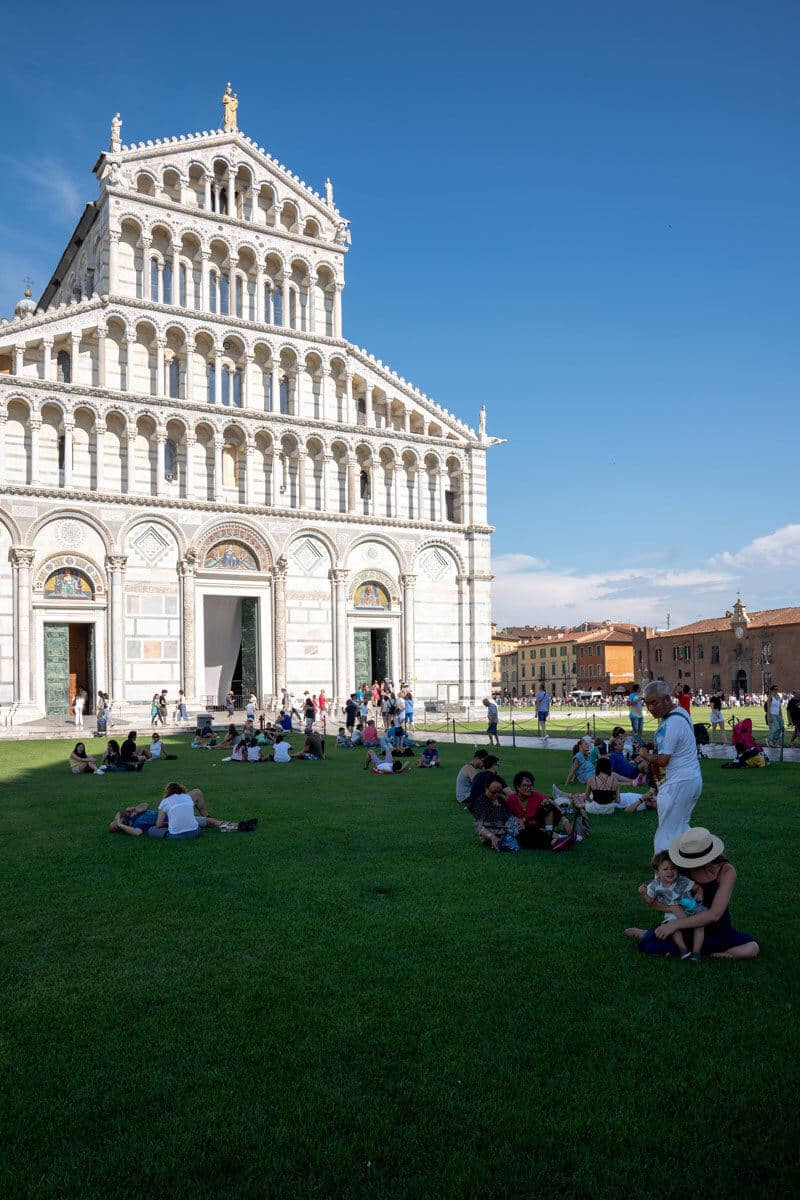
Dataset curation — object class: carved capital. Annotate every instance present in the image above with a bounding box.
[106,554,128,573]
[329,567,349,584]
[272,555,288,582]
[10,547,36,568]
[399,573,417,590]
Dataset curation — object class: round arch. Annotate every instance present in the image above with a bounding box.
[194,519,275,572]
[116,511,187,558]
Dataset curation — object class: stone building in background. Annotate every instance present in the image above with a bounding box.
[0,97,495,719]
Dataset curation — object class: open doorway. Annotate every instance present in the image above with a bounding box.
[203,596,260,705]
[353,627,391,689]
[43,622,95,715]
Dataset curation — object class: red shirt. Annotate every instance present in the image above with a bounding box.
[677,694,692,713]
[505,790,549,826]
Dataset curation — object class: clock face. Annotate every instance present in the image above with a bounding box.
[735,625,744,639]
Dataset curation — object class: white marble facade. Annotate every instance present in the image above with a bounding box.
[0,108,494,719]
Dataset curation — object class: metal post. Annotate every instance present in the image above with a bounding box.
[512,720,516,748]
[452,717,456,744]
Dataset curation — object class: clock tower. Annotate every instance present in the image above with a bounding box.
[731,596,749,641]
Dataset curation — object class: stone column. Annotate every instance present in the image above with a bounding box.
[364,384,373,427]
[29,416,40,484]
[155,431,167,497]
[184,435,196,500]
[400,573,417,685]
[13,346,23,376]
[200,250,211,312]
[42,338,53,382]
[334,282,343,337]
[95,419,106,491]
[172,243,181,305]
[126,431,137,494]
[61,419,74,488]
[0,412,5,482]
[307,280,315,335]
[242,353,253,408]
[297,449,306,509]
[245,440,255,505]
[155,338,166,397]
[456,574,469,701]
[438,469,448,523]
[214,351,222,406]
[270,361,280,413]
[347,455,358,512]
[178,552,198,703]
[226,168,235,218]
[122,335,132,391]
[70,333,81,385]
[11,548,36,705]
[228,258,238,317]
[107,554,127,706]
[330,567,349,704]
[281,275,290,327]
[391,467,400,520]
[320,453,332,512]
[344,371,354,424]
[318,370,326,421]
[272,557,288,696]
[213,437,224,502]
[417,469,427,522]
[108,230,120,293]
[255,266,264,322]
[139,238,151,300]
[203,173,212,211]
[96,324,107,388]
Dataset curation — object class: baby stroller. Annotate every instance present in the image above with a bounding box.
[721,718,768,769]
[693,722,710,759]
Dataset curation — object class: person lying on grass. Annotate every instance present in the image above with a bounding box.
[110,791,257,837]
[624,827,759,959]
[69,742,100,774]
[109,783,258,839]
[505,770,573,848]
[418,740,440,768]
[632,850,707,962]
[364,748,408,774]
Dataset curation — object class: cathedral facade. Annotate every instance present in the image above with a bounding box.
[0,99,494,720]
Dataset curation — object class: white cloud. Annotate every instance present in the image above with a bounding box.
[492,523,800,628]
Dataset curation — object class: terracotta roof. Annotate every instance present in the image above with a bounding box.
[574,629,633,645]
[648,607,800,638]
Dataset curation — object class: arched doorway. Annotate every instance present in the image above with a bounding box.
[735,668,748,696]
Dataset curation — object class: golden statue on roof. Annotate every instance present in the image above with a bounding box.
[222,83,239,132]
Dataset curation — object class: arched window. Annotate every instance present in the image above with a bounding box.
[168,358,180,399]
[179,264,188,308]
[360,469,370,500]
[164,438,178,481]
[406,474,415,519]
[209,271,218,314]
[221,366,231,407]
[219,274,229,316]
[288,290,296,329]
[273,288,282,326]
[279,376,289,415]
[234,276,243,317]
[207,362,216,404]
[232,369,242,408]
[150,258,159,302]
[163,261,172,305]
[222,446,238,488]
[56,350,71,383]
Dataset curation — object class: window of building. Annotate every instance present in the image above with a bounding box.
[697,644,704,660]
[540,649,546,659]
[288,290,296,329]
[168,359,180,399]
[445,490,455,522]
[655,648,663,663]
[521,665,526,678]
[279,377,289,415]
[163,261,172,305]
[587,665,594,678]
[56,350,71,383]
[235,276,243,318]
[209,272,218,314]
[232,369,242,408]
[219,274,229,316]
[711,644,720,664]
[359,469,370,501]
[560,645,567,656]
[207,362,215,404]
[711,674,721,691]
[273,289,282,326]
[179,264,188,308]
[763,671,773,690]
[550,647,556,657]
[551,664,556,677]
[164,438,178,481]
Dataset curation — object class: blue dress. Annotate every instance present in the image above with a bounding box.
[638,875,757,957]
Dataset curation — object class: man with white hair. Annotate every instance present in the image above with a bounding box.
[635,680,702,852]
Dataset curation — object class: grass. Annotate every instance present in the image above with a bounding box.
[2,734,798,1199]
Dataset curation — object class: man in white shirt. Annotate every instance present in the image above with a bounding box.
[483,697,500,748]
[272,736,292,763]
[149,784,201,840]
[534,686,551,739]
[766,686,784,747]
[635,680,702,852]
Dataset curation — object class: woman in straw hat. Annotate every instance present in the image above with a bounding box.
[624,827,759,959]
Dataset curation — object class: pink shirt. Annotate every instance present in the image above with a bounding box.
[363,725,378,745]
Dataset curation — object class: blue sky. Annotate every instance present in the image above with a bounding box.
[2,1,798,628]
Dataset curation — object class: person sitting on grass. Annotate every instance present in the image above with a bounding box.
[109,791,256,836]
[455,749,489,805]
[271,734,292,763]
[419,739,440,768]
[336,726,352,748]
[245,738,264,762]
[466,755,510,815]
[564,736,596,786]
[69,742,100,774]
[219,723,239,748]
[121,731,151,766]
[351,722,365,747]
[191,730,218,749]
[362,719,379,747]
[365,747,408,774]
[624,827,759,959]
[295,729,325,760]
[101,738,142,772]
[505,770,573,848]
[632,850,707,962]
[149,732,178,761]
[473,778,519,851]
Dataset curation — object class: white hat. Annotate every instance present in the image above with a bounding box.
[669,827,725,869]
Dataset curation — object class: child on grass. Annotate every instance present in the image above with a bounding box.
[419,739,440,768]
[645,850,707,961]
[336,726,352,748]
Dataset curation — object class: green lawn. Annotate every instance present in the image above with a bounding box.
[2,735,798,1199]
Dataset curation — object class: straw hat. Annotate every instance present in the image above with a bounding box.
[669,827,725,869]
